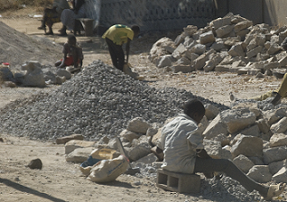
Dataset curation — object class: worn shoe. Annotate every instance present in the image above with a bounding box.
[264,183,286,201]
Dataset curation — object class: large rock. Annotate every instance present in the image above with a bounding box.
[172,43,187,60]
[269,159,287,175]
[119,129,141,143]
[211,17,232,30]
[21,61,46,87]
[57,69,72,80]
[221,108,256,134]
[203,115,228,139]
[256,119,270,134]
[270,133,287,147]
[189,43,206,55]
[157,55,173,68]
[203,139,222,159]
[65,140,96,154]
[203,53,225,72]
[128,143,151,162]
[231,135,263,158]
[233,154,254,173]
[127,117,151,134]
[216,25,234,38]
[272,167,287,183]
[56,134,84,144]
[263,146,287,164]
[247,165,272,183]
[193,49,215,70]
[65,147,95,163]
[264,108,287,125]
[270,117,287,134]
[239,124,260,137]
[199,31,215,44]
[234,20,253,33]
[228,43,245,57]
[204,103,220,120]
[149,37,176,64]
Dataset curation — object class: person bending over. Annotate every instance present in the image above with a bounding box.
[161,99,285,201]
[102,24,140,71]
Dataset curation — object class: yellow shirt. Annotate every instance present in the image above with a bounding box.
[102,24,134,45]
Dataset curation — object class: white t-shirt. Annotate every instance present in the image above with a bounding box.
[161,113,204,174]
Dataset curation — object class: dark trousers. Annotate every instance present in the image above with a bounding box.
[105,38,124,71]
[194,157,268,196]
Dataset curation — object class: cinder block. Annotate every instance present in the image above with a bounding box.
[156,168,201,193]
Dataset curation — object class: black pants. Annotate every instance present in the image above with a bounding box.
[194,157,268,196]
[105,38,124,71]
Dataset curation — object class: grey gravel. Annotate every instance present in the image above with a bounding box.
[0,60,228,141]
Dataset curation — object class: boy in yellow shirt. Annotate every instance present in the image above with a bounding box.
[102,24,140,71]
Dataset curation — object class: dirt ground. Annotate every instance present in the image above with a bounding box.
[0,7,285,202]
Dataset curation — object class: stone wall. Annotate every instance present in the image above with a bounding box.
[216,0,287,27]
[99,0,216,31]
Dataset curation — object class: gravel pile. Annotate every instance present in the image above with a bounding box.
[0,60,228,141]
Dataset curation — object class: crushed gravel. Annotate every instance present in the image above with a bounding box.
[0,60,228,141]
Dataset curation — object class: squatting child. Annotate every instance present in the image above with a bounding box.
[55,35,83,70]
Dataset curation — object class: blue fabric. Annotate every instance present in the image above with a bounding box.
[80,156,101,168]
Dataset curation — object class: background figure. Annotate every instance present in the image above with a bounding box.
[59,0,86,36]
[55,35,84,71]
[38,0,70,35]
[102,24,140,71]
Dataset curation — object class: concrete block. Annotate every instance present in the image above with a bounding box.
[156,169,200,193]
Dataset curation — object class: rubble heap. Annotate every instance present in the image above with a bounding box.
[63,98,287,201]
[0,60,227,140]
[149,13,287,77]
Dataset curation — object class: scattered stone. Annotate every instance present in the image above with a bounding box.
[27,158,42,170]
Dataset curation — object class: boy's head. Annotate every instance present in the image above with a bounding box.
[68,35,77,46]
[183,99,205,124]
[131,25,140,37]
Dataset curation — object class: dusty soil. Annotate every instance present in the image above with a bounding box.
[0,7,285,202]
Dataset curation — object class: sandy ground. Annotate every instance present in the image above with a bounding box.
[0,7,285,202]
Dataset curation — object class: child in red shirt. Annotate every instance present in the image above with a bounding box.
[55,35,83,69]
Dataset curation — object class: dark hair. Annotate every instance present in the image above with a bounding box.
[131,25,140,34]
[68,35,76,42]
[183,99,205,117]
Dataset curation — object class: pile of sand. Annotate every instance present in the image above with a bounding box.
[0,21,62,68]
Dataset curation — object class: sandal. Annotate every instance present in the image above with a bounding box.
[264,183,286,201]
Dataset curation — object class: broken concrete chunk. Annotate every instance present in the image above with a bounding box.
[127,117,151,134]
[199,31,215,44]
[233,154,254,173]
[263,146,287,164]
[270,133,287,148]
[247,165,272,183]
[231,135,263,158]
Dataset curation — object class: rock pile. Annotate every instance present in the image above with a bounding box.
[63,98,287,201]
[0,61,77,87]
[0,60,228,141]
[149,12,287,77]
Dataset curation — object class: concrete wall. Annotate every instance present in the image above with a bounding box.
[216,0,287,27]
[264,0,287,27]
